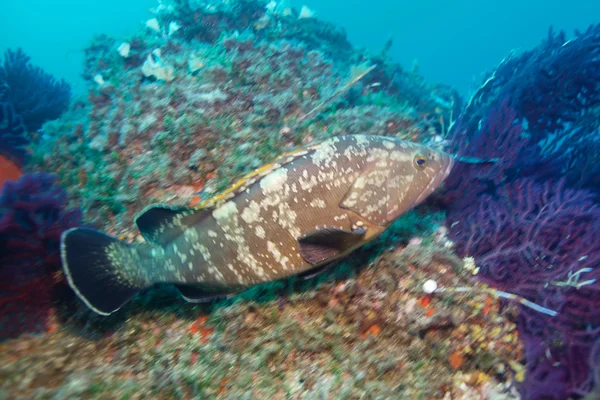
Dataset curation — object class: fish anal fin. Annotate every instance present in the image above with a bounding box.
[297,262,337,280]
[298,226,366,265]
[134,204,211,246]
[175,284,238,303]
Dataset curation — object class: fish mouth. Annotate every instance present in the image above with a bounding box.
[441,153,455,181]
[431,153,455,192]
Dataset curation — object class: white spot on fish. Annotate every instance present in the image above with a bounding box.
[277,202,300,238]
[241,200,263,224]
[227,263,245,284]
[353,176,367,189]
[184,227,199,241]
[255,225,266,239]
[212,201,238,220]
[354,135,370,147]
[312,139,337,166]
[390,150,411,162]
[197,244,212,261]
[267,241,290,271]
[310,198,326,208]
[260,167,288,194]
[299,174,318,191]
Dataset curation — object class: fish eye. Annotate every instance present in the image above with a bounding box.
[414,155,427,170]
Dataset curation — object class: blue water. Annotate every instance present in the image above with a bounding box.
[2,0,599,95]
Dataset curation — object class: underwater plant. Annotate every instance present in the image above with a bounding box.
[0,48,71,132]
[0,173,82,340]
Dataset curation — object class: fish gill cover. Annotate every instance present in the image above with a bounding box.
[0,0,599,399]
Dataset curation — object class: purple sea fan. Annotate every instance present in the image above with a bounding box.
[448,178,600,398]
[451,25,600,192]
[0,101,28,167]
[0,173,82,340]
[442,99,528,208]
[451,179,600,301]
[0,48,71,132]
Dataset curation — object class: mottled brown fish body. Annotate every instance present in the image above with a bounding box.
[60,134,454,314]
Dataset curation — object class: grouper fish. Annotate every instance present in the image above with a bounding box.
[61,134,454,315]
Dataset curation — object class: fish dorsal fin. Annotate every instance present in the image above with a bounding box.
[339,168,390,225]
[134,204,211,247]
[197,146,316,208]
[298,226,366,265]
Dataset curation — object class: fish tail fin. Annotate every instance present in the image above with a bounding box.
[61,227,150,315]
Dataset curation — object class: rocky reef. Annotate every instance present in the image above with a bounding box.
[1,216,523,398]
[29,0,456,238]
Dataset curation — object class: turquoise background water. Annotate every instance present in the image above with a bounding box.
[2,0,599,96]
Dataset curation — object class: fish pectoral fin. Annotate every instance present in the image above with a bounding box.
[134,204,211,246]
[298,226,366,265]
[175,284,238,303]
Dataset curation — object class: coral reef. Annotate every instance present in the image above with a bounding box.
[0,173,82,340]
[0,48,71,132]
[158,0,354,60]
